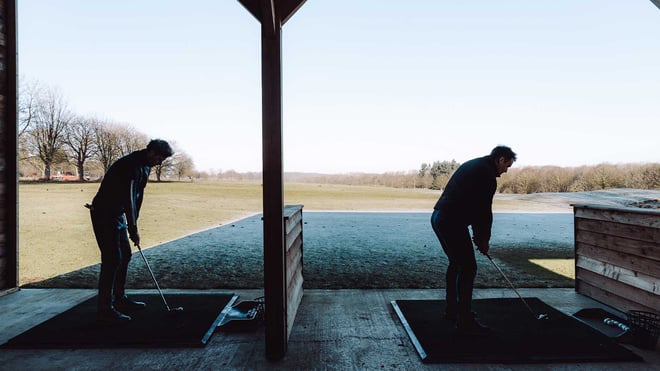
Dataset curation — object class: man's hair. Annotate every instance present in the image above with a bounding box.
[489,145,517,162]
[147,139,174,158]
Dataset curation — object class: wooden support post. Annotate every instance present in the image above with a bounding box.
[0,0,19,293]
[237,0,306,360]
[260,4,287,360]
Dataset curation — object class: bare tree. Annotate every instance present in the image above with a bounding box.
[639,163,660,190]
[152,145,176,182]
[145,140,180,182]
[585,164,624,190]
[116,125,148,156]
[171,152,194,181]
[18,79,44,165]
[24,85,71,180]
[18,78,41,139]
[92,121,122,174]
[65,115,96,181]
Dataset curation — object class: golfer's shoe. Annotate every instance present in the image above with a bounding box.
[97,308,132,324]
[455,317,491,334]
[114,296,147,312]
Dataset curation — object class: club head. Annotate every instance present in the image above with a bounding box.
[537,313,549,320]
[169,307,184,314]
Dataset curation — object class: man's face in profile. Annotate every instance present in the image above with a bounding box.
[496,157,514,176]
[146,151,168,167]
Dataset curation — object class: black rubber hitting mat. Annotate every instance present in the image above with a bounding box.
[392,298,643,364]
[2,293,237,348]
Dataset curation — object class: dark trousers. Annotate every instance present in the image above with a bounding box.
[431,209,477,317]
[90,210,132,311]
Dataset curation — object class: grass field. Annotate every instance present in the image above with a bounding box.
[19,181,581,286]
[18,181,448,284]
[20,182,658,289]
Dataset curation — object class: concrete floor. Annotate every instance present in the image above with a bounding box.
[0,288,657,370]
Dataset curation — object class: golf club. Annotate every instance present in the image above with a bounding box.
[485,253,548,320]
[136,243,184,314]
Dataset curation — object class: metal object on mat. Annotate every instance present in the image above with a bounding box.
[572,308,630,340]
[217,298,265,331]
[136,244,184,313]
[485,253,548,320]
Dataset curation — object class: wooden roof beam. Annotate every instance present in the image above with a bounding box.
[238,0,306,26]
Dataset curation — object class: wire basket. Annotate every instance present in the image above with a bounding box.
[627,310,660,349]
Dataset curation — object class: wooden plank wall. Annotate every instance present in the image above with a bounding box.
[0,0,18,295]
[284,205,304,337]
[574,204,659,314]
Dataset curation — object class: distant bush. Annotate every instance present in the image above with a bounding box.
[279,162,659,194]
[498,163,659,193]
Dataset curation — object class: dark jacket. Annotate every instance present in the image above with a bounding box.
[433,155,498,242]
[92,150,151,229]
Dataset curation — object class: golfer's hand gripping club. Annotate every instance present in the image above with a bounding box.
[472,236,489,255]
[128,225,140,245]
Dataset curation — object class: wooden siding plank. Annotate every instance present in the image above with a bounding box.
[575,206,660,228]
[286,240,302,285]
[576,229,659,262]
[286,235,302,265]
[575,217,659,244]
[284,207,302,235]
[283,205,302,218]
[286,234,302,259]
[286,264,303,306]
[285,224,302,252]
[286,270,303,337]
[576,279,657,313]
[283,206,303,347]
[576,242,660,278]
[576,255,659,295]
[576,268,659,311]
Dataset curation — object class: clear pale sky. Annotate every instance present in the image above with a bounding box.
[17,1,660,174]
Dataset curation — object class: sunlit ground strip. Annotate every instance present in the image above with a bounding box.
[529,259,575,279]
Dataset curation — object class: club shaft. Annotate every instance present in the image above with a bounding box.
[137,245,171,311]
[486,254,536,316]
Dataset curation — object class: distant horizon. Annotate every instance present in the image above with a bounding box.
[18,157,659,178]
[202,160,660,176]
[18,1,660,174]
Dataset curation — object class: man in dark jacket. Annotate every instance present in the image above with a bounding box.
[88,139,173,323]
[430,145,516,333]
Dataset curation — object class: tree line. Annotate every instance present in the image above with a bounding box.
[497,163,660,193]
[17,80,659,192]
[18,80,194,181]
[275,160,659,193]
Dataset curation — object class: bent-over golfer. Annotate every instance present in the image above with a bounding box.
[88,139,174,323]
[430,145,516,334]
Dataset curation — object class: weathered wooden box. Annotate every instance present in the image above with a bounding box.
[284,205,304,337]
[573,204,659,313]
